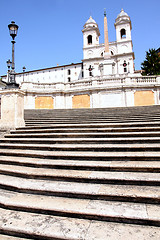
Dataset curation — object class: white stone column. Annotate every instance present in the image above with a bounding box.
[0,89,25,129]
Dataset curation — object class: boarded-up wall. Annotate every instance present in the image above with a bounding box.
[35,96,54,109]
[72,94,90,108]
[134,91,154,106]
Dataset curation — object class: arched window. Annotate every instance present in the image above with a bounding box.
[68,69,71,75]
[120,29,126,39]
[87,35,92,45]
[111,51,114,56]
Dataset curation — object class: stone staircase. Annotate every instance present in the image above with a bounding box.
[0,106,160,239]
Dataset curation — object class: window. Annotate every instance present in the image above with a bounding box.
[89,65,92,76]
[111,51,114,56]
[120,29,126,39]
[82,71,84,78]
[87,35,92,45]
[68,69,71,75]
[123,60,127,73]
[68,77,71,82]
[101,52,103,56]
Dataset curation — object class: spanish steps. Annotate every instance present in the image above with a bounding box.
[0,105,160,239]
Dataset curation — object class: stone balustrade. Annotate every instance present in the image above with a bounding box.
[20,75,160,92]
[130,76,158,84]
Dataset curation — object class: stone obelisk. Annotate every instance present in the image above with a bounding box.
[103,9,113,75]
[104,9,110,58]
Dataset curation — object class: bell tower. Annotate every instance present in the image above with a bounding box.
[82,16,100,60]
[114,9,134,74]
[82,16,100,49]
[115,9,132,42]
[82,16,100,78]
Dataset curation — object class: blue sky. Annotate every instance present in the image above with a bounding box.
[0,0,159,76]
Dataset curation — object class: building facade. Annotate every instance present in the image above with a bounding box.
[1,9,160,109]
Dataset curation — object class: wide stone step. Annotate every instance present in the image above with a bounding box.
[9,126,160,134]
[0,188,160,226]
[1,207,160,240]
[5,131,160,138]
[3,137,160,144]
[0,163,159,185]
[0,148,159,161]
[24,117,160,120]
[17,121,160,130]
[1,143,160,152]
[24,119,160,125]
[0,156,159,172]
[24,117,160,121]
[0,235,30,240]
[0,174,160,203]
[24,113,160,117]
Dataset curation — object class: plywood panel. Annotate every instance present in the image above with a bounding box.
[134,91,154,106]
[72,94,90,108]
[35,96,54,109]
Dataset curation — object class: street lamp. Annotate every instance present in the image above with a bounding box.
[7,21,19,88]
[23,66,26,81]
[23,66,26,72]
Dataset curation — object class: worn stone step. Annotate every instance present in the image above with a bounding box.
[1,143,160,152]
[0,174,160,204]
[1,207,160,240]
[0,235,31,240]
[5,131,160,138]
[0,148,160,161]
[17,121,160,130]
[24,117,160,121]
[2,137,160,144]
[24,119,160,125]
[0,156,160,172]
[25,116,160,122]
[9,126,160,134]
[0,163,159,185]
[24,118,160,123]
[0,188,160,226]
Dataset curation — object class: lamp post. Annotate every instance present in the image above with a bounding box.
[7,21,19,88]
[6,59,12,83]
[22,66,26,82]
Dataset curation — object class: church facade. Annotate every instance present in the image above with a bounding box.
[1,9,160,109]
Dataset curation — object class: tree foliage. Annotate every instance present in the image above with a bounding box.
[141,48,160,75]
